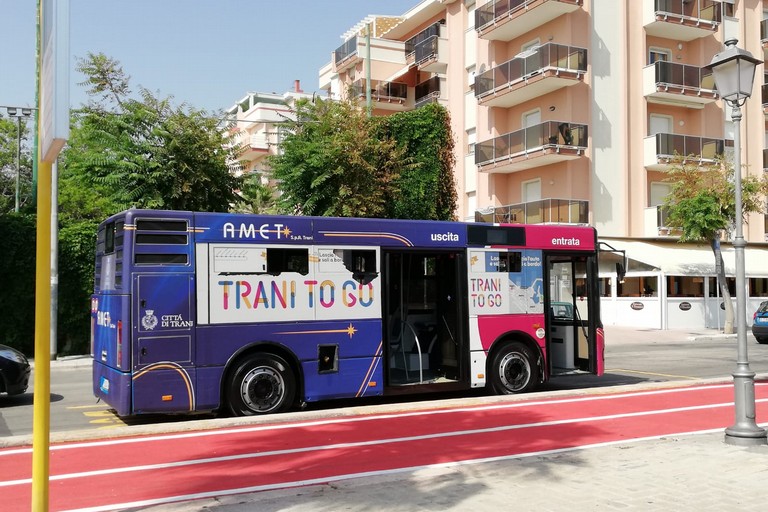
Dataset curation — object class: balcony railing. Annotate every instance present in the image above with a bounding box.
[415,36,439,65]
[650,60,715,91]
[475,198,589,225]
[334,36,358,65]
[653,0,721,22]
[475,121,588,166]
[644,0,721,40]
[415,76,442,108]
[475,43,587,99]
[476,0,581,35]
[643,60,718,107]
[644,133,733,170]
[351,80,409,103]
[652,133,730,159]
[405,21,443,56]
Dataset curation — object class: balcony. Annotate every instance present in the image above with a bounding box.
[414,35,448,73]
[404,21,447,73]
[415,76,447,109]
[475,198,589,225]
[334,36,359,71]
[643,0,721,41]
[643,205,681,237]
[475,43,586,108]
[476,0,582,42]
[762,19,768,57]
[643,61,717,108]
[763,84,768,116]
[332,35,407,74]
[475,121,588,173]
[643,133,732,171]
[351,79,411,111]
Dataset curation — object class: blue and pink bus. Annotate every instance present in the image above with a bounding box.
[91,209,604,416]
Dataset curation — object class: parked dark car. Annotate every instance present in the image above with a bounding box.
[751,301,768,344]
[0,344,31,395]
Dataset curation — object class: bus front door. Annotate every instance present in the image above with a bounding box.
[384,251,464,386]
[546,255,598,375]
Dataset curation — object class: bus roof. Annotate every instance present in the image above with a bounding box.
[104,209,597,251]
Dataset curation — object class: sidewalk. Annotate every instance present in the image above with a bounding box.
[141,428,768,512]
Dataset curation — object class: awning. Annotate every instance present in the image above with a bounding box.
[599,238,768,277]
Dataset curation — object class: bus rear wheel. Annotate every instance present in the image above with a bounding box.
[489,342,538,394]
[226,354,296,416]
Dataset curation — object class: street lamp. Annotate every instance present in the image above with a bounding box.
[4,106,35,212]
[705,39,767,446]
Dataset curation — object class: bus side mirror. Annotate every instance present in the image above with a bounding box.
[616,262,626,283]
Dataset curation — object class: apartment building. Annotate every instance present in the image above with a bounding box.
[225,80,313,181]
[316,0,768,330]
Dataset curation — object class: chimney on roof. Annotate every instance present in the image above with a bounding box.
[294,80,303,93]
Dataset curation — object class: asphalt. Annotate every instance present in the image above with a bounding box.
[24,327,768,510]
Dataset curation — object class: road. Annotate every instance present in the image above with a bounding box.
[1,381,767,511]
[0,327,767,438]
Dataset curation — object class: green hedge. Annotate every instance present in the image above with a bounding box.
[0,214,96,357]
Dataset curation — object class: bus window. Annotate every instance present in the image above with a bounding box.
[267,248,309,276]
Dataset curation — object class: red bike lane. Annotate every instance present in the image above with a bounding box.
[2,382,767,511]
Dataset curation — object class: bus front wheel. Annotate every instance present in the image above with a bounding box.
[489,342,538,394]
[226,354,296,416]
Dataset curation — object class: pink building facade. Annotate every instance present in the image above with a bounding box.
[315,0,768,330]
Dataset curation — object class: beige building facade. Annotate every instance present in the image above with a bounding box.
[316,0,768,330]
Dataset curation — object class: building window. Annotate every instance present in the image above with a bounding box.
[617,276,658,297]
[708,277,736,297]
[663,276,705,297]
[750,278,768,297]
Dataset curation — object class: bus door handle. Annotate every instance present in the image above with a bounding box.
[141,347,147,356]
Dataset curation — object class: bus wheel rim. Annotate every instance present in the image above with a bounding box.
[241,366,284,413]
[499,352,529,391]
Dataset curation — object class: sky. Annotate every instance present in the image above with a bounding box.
[1,0,418,114]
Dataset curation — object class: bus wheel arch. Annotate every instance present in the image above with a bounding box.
[223,344,301,416]
[487,336,541,395]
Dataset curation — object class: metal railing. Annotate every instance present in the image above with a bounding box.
[475,0,581,30]
[650,133,732,160]
[475,121,588,166]
[351,80,408,102]
[475,43,587,98]
[405,21,443,56]
[649,60,716,91]
[475,198,589,225]
[334,36,358,65]
[652,0,721,23]
[415,36,439,65]
[415,76,441,107]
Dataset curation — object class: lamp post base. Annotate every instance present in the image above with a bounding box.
[724,370,767,446]
[724,429,767,446]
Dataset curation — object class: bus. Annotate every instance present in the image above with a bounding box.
[91,209,604,417]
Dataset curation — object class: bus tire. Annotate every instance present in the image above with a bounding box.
[488,342,538,395]
[226,354,296,416]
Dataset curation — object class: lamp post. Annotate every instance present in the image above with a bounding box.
[3,106,35,212]
[705,39,767,446]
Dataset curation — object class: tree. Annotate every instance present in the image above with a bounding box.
[664,155,768,334]
[270,97,457,220]
[62,53,243,213]
[233,172,278,214]
[0,116,33,214]
[269,97,406,218]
